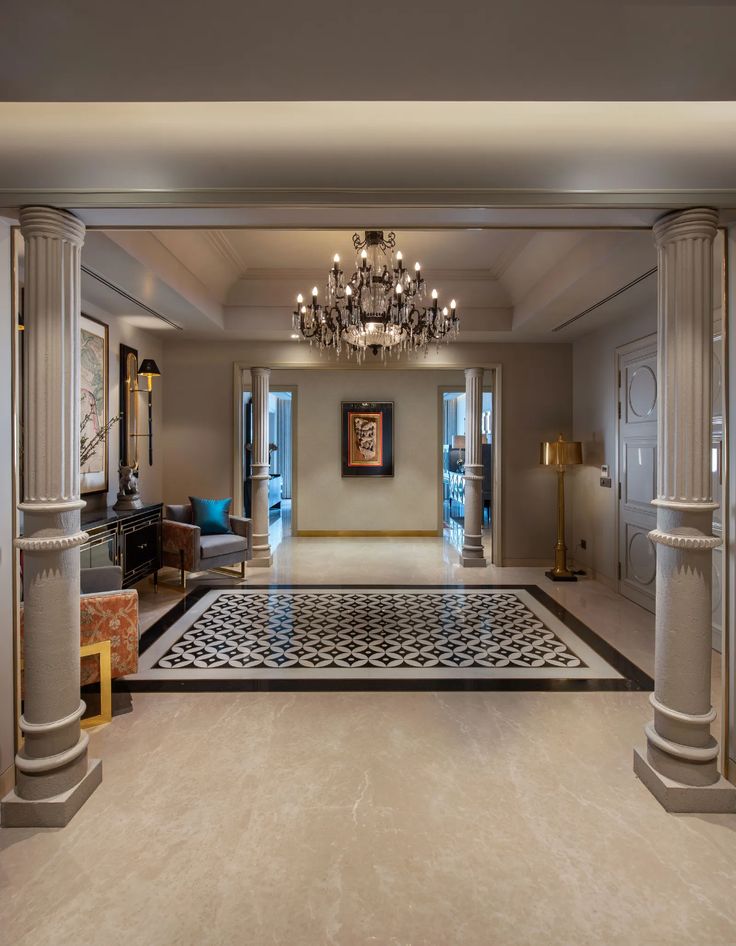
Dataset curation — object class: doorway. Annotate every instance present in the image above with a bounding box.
[242,387,295,549]
[440,386,494,557]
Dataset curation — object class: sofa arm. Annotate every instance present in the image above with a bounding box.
[80,589,139,684]
[229,515,253,559]
[162,519,201,571]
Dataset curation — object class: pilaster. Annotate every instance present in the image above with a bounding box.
[461,367,487,567]
[250,366,272,566]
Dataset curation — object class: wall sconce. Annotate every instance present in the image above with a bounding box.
[136,358,161,466]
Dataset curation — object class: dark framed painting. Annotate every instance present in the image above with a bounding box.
[80,313,109,495]
[341,402,394,477]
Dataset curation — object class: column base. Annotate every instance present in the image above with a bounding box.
[545,569,578,583]
[1,758,102,828]
[249,556,273,568]
[633,748,736,813]
[461,554,487,568]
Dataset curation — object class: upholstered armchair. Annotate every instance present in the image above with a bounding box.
[162,503,252,587]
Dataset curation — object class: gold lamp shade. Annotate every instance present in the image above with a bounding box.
[540,435,583,467]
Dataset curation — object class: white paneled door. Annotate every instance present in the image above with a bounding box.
[618,337,658,612]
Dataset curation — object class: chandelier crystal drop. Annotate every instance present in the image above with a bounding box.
[293,230,459,362]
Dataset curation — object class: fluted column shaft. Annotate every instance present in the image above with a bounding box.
[250,367,272,566]
[2,207,102,828]
[634,208,736,813]
[461,367,486,567]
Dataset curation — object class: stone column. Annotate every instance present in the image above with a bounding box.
[634,208,736,812]
[1,207,102,828]
[461,367,487,567]
[250,367,272,566]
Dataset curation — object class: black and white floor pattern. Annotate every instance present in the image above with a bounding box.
[129,586,652,691]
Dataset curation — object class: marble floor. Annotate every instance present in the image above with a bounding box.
[1,535,735,946]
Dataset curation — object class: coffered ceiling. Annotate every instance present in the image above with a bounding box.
[79,226,658,343]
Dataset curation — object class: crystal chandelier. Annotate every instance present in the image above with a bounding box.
[293,230,459,362]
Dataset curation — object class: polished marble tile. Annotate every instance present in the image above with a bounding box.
[2,535,732,946]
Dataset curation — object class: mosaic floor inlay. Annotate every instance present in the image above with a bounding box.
[129,586,652,691]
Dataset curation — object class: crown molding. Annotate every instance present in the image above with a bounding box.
[2,187,736,211]
[203,230,248,273]
[232,267,503,282]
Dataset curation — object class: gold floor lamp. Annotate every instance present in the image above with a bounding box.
[540,434,583,582]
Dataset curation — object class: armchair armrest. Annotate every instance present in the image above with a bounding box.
[162,519,201,571]
[81,565,123,594]
[80,589,139,684]
[229,515,253,559]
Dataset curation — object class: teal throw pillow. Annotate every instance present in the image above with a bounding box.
[189,496,232,535]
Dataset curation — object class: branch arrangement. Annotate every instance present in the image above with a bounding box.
[80,412,121,467]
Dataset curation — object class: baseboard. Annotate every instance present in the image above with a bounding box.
[0,763,15,800]
[501,558,551,567]
[294,530,441,537]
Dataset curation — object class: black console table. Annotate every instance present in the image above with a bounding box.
[80,503,162,590]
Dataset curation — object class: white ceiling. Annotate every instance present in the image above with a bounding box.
[3,1,736,100]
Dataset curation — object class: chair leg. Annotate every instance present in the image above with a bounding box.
[241,560,246,580]
[180,551,187,589]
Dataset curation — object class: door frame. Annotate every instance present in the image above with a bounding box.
[437,378,500,565]
[615,332,658,609]
[236,381,298,533]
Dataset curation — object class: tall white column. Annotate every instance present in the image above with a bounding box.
[634,208,736,812]
[1,207,102,828]
[461,367,487,567]
[250,367,272,567]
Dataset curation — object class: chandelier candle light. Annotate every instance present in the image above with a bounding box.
[294,230,459,361]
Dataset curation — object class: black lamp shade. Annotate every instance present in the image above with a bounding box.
[138,359,161,378]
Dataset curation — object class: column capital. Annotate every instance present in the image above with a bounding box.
[251,366,271,378]
[19,206,85,247]
[653,207,718,247]
[464,367,484,379]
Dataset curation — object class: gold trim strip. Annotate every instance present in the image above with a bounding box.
[294,530,441,537]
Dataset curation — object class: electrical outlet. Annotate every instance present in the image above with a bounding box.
[600,476,612,488]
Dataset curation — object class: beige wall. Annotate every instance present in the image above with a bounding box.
[262,368,464,533]
[161,340,572,564]
[571,307,657,584]
[81,306,165,511]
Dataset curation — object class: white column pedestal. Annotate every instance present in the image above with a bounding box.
[1,207,102,828]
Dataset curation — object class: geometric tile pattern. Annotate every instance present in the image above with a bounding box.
[156,590,585,670]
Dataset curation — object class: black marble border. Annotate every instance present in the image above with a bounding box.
[125,584,653,693]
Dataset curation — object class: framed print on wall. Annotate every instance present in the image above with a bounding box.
[80,313,109,494]
[341,401,394,477]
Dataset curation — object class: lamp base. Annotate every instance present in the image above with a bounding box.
[545,569,578,583]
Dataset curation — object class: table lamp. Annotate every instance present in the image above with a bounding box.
[540,434,583,581]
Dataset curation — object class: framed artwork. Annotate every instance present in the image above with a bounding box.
[80,313,109,494]
[341,401,394,477]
